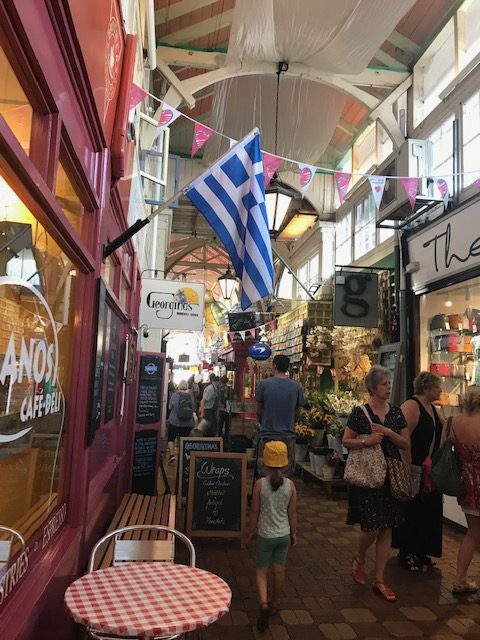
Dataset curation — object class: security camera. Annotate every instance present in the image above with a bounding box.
[142,327,149,339]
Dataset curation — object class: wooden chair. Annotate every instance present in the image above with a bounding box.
[87,524,196,572]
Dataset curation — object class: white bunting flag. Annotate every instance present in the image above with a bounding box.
[435,178,449,208]
[157,104,182,130]
[298,163,316,196]
[368,176,386,210]
[239,330,246,341]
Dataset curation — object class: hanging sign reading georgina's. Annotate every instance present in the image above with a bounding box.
[140,279,205,331]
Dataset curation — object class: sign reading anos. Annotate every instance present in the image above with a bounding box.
[0,277,64,443]
[140,278,205,331]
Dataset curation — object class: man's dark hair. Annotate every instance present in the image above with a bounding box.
[273,354,290,373]
[220,375,228,384]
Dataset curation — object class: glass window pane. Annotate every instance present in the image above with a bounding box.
[430,117,455,194]
[55,161,84,234]
[0,176,75,541]
[463,91,480,186]
[0,47,32,154]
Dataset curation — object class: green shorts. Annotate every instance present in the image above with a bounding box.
[255,534,290,568]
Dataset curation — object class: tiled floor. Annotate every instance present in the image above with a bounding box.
[176,471,480,639]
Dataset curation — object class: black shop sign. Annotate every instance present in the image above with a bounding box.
[334,271,378,328]
[132,430,158,495]
[136,355,163,425]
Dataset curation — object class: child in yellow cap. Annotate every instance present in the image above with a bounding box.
[248,440,297,632]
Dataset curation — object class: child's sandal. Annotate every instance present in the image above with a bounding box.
[257,603,270,632]
[267,601,279,616]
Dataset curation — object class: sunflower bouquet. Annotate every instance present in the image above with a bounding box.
[294,424,316,444]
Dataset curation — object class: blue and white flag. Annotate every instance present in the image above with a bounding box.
[184,129,274,310]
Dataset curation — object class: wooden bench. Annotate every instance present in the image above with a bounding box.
[91,493,176,570]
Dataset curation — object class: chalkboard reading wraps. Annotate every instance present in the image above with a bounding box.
[178,437,223,506]
[132,430,158,495]
[136,355,163,424]
[186,452,246,546]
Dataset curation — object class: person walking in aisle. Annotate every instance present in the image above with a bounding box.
[199,374,219,436]
[343,365,409,602]
[255,355,305,475]
[167,380,196,464]
[217,375,232,439]
[442,386,480,595]
[393,372,444,571]
[248,441,297,633]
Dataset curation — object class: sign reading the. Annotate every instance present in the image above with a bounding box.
[334,271,378,328]
[140,279,205,331]
[186,452,246,546]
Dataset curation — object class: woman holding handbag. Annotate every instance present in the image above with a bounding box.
[392,372,444,572]
[442,387,480,595]
[343,365,409,602]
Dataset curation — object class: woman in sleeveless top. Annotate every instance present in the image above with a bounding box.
[393,372,444,571]
[442,387,480,594]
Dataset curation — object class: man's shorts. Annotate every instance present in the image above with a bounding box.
[255,534,290,568]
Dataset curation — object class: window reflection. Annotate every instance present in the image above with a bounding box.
[55,161,84,233]
[0,47,32,154]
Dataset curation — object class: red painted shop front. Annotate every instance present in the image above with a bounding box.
[0,1,140,638]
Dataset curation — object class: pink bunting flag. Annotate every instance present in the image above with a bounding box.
[157,104,182,130]
[368,175,386,210]
[191,122,214,157]
[228,332,235,342]
[400,177,419,210]
[263,153,283,187]
[239,330,246,341]
[249,328,256,339]
[129,83,148,109]
[298,163,316,196]
[334,171,352,205]
[435,178,449,208]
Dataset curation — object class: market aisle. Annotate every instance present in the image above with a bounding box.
[179,474,480,640]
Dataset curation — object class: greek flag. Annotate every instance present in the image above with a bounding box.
[184,129,274,310]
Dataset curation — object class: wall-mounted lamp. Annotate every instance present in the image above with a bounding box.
[132,323,149,338]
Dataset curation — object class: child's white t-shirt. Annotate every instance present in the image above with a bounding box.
[257,477,293,538]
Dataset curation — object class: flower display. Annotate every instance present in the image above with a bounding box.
[325,391,358,416]
[294,424,316,444]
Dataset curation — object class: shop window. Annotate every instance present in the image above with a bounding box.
[336,211,352,266]
[55,161,84,234]
[119,275,128,308]
[101,253,117,290]
[354,195,376,260]
[0,46,33,154]
[277,269,293,299]
[0,176,76,542]
[429,116,455,196]
[413,19,455,126]
[321,228,335,281]
[296,254,319,300]
[462,91,480,186]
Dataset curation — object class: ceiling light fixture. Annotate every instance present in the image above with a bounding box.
[265,61,300,236]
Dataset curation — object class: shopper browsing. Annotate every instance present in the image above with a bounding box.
[248,441,297,633]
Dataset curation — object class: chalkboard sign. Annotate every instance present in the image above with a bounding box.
[186,452,246,546]
[105,311,121,423]
[178,437,223,507]
[136,355,164,424]
[132,429,158,495]
[88,279,107,445]
[378,343,402,405]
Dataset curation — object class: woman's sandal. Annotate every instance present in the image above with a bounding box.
[352,557,365,585]
[452,581,478,594]
[372,581,397,602]
[257,603,270,632]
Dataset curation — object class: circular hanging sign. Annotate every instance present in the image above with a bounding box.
[248,341,272,361]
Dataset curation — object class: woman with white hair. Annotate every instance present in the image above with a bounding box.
[167,379,196,464]
[343,365,409,602]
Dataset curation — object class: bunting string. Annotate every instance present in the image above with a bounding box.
[130,83,480,209]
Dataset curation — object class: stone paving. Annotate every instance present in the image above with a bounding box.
[177,473,480,639]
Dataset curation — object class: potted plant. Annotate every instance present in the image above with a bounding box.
[294,424,315,462]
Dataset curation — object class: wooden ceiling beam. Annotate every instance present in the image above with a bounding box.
[159,10,234,46]
[155,0,218,24]
[387,30,421,56]
[157,46,226,70]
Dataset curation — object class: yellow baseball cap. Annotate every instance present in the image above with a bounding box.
[263,441,288,468]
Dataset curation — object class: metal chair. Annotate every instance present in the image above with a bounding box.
[87,524,196,572]
[0,526,25,568]
[87,525,196,640]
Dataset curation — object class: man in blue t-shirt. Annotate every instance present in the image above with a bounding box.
[255,354,305,475]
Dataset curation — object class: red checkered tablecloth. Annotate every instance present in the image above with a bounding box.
[65,562,231,638]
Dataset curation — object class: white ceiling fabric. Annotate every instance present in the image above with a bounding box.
[206,0,415,167]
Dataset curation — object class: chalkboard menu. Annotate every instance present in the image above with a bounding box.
[186,452,246,546]
[132,429,158,495]
[105,311,121,423]
[136,355,164,425]
[88,279,107,445]
[228,312,255,332]
[378,343,402,405]
[178,437,223,506]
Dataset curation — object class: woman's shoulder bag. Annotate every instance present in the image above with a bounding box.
[431,416,465,497]
[343,405,387,489]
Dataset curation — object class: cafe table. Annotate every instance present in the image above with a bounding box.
[65,562,232,639]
